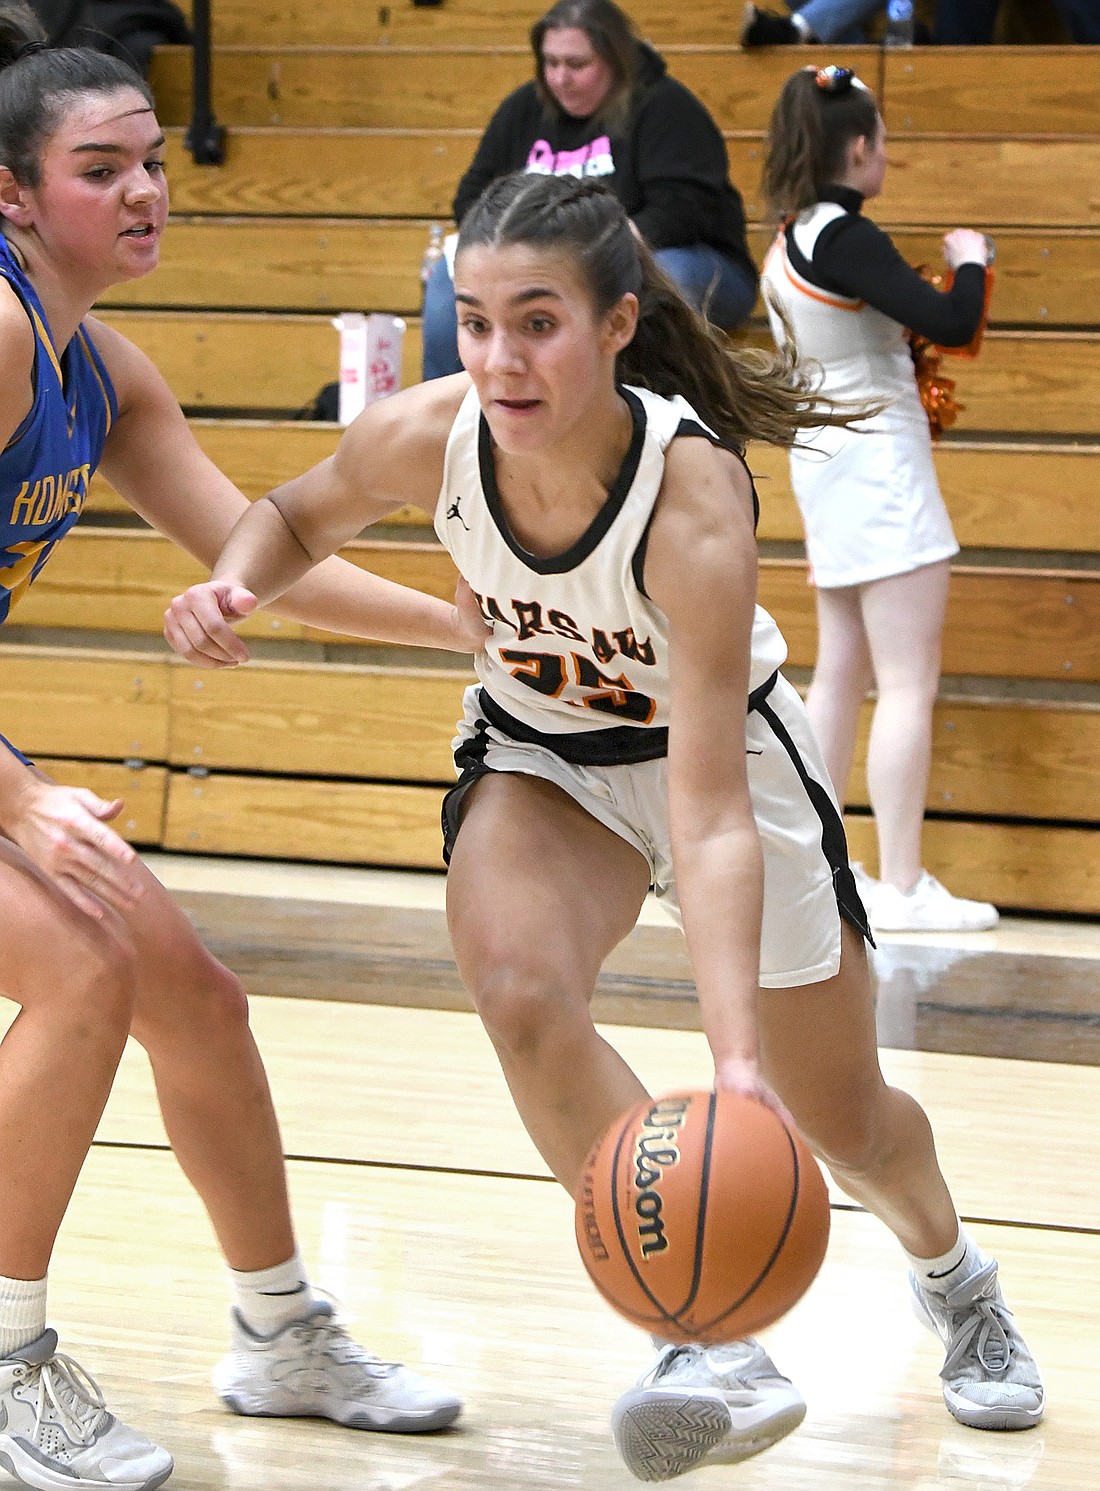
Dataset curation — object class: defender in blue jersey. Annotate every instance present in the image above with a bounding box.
[0,10,475,1487]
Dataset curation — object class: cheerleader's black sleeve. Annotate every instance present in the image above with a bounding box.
[813,214,988,347]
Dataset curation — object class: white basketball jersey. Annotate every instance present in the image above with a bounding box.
[434,383,788,758]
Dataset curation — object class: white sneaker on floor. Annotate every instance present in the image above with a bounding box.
[0,1330,173,1491]
[213,1300,461,1433]
[911,1260,1044,1431]
[611,1340,805,1482]
[868,871,999,932]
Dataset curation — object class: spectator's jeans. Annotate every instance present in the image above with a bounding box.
[935,0,1100,41]
[789,0,882,43]
[421,245,759,382]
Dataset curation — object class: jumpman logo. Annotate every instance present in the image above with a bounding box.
[446,495,470,530]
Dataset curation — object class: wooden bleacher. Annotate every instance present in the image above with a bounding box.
[1,5,1098,913]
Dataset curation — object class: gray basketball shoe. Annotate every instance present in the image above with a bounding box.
[0,1330,173,1491]
[213,1299,461,1432]
[611,1339,806,1481]
[911,1259,1044,1430]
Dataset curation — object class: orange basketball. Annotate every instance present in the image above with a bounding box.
[575,1089,830,1344]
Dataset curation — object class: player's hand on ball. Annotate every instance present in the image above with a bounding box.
[713,1056,794,1126]
[164,580,258,668]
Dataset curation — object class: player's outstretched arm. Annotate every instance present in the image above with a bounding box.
[645,439,780,1111]
[89,322,482,662]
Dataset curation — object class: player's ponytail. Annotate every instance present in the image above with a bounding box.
[0,0,151,187]
[457,170,861,451]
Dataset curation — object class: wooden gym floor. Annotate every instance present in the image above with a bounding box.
[4,852,1098,1491]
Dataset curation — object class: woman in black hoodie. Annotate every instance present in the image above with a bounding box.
[421,0,758,378]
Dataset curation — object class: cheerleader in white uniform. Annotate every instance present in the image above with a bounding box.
[167,171,1042,1482]
[760,65,997,932]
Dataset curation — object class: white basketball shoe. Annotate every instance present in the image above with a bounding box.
[0,1330,173,1491]
[911,1259,1044,1430]
[213,1299,462,1432]
[611,1339,806,1481]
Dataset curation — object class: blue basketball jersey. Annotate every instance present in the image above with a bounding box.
[0,233,117,625]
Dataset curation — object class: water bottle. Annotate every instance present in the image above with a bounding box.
[420,222,445,287]
[884,0,914,46]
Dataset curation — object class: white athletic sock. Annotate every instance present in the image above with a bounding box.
[229,1251,313,1337]
[791,11,815,38]
[906,1227,983,1296]
[0,1273,48,1358]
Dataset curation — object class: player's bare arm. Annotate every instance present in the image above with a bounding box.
[89,325,481,661]
[644,436,771,1092]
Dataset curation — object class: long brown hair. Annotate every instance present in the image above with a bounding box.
[762,66,879,221]
[456,171,860,451]
[530,0,639,134]
[0,0,152,187]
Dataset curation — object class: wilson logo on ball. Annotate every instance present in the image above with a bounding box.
[632,1096,689,1258]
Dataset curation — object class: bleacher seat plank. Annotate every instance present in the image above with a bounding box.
[164,129,477,218]
[9,529,307,641]
[871,137,1100,229]
[846,696,1099,821]
[159,760,1097,911]
[100,218,430,314]
[98,218,1098,327]
[882,48,1100,137]
[949,332,1100,437]
[150,45,874,134]
[9,530,453,636]
[87,420,427,525]
[844,816,1099,914]
[169,658,470,779]
[151,47,532,131]
[169,660,1098,821]
[97,309,1100,435]
[35,760,168,844]
[199,0,762,48]
[0,646,170,760]
[84,424,1099,555]
[161,130,1098,230]
[163,770,446,866]
[13,530,1099,684]
[96,310,424,408]
[735,137,1100,227]
[761,561,1100,682]
[749,441,1100,552]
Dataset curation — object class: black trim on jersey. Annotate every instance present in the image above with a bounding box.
[473,670,781,769]
[477,384,647,575]
[0,730,33,768]
[442,670,786,860]
[754,693,875,946]
[630,418,760,599]
[479,686,668,765]
[441,720,494,864]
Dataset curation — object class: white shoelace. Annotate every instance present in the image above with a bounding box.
[22,1353,108,1448]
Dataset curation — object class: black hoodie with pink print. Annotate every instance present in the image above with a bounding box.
[452,40,756,286]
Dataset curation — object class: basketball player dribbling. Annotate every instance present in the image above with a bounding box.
[0,7,474,1486]
[168,170,1045,1483]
